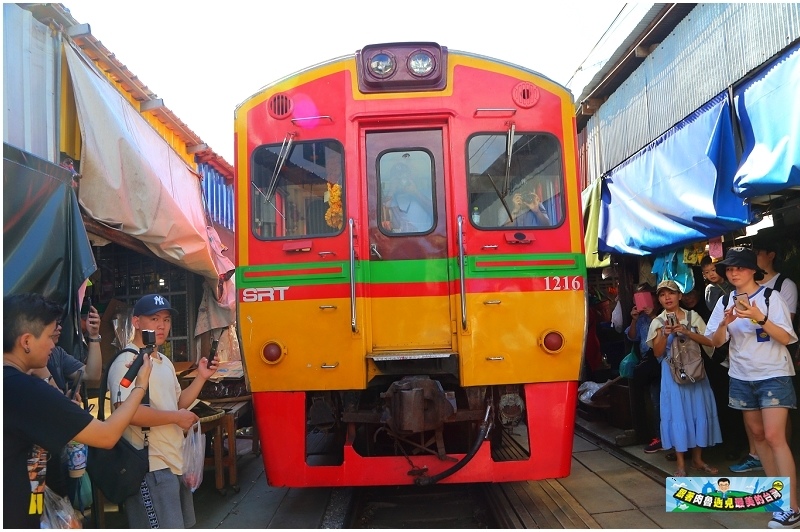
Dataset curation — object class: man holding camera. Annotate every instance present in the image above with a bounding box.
[107,294,219,528]
[502,190,551,227]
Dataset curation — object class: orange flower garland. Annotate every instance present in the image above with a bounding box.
[324,183,343,230]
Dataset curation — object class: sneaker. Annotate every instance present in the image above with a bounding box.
[768,510,800,528]
[644,438,663,453]
[729,454,764,473]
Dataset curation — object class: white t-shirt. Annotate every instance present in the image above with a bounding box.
[645,307,713,358]
[108,344,185,474]
[761,273,798,315]
[705,286,798,381]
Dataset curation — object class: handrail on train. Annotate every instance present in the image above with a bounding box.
[349,218,358,333]
[457,215,467,330]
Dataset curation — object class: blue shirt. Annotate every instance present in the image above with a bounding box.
[626,313,653,355]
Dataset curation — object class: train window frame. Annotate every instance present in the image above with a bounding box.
[465,132,565,230]
[377,149,436,236]
[250,139,345,240]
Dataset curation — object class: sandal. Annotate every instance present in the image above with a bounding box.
[674,469,686,477]
[691,463,719,474]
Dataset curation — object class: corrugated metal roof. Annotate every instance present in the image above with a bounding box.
[579,2,800,180]
[20,2,233,180]
[572,3,697,131]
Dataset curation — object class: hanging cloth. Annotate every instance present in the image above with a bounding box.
[651,249,694,292]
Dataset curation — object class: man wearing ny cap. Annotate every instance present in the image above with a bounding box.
[107,294,219,528]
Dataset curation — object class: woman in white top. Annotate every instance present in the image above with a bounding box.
[705,246,799,529]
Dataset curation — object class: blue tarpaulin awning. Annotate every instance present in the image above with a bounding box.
[733,42,800,198]
[597,92,751,256]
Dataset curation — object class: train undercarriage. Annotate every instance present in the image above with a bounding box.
[303,374,530,483]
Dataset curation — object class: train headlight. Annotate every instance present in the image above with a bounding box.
[540,330,565,354]
[369,52,396,78]
[408,50,435,77]
[261,340,286,364]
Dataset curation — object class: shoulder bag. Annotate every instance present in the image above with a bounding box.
[668,311,706,384]
[86,348,150,504]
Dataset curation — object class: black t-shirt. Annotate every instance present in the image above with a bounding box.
[3,367,93,528]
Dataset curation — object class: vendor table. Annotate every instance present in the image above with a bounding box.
[199,398,254,495]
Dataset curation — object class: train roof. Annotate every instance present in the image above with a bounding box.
[235,44,573,114]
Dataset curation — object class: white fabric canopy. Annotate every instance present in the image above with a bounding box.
[65,43,234,283]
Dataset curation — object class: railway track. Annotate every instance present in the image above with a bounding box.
[347,483,496,528]
[336,427,669,529]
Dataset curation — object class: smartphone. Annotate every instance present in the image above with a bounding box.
[66,369,84,400]
[733,293,749,311]
[666,312,677,327]
[81,296,92,317]
[633,291,654,310]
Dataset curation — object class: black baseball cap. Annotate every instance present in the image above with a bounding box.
[133,294,179,317]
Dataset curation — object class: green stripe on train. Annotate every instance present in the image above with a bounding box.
[466,253,587,279]
[236,262,350,287]
[237,253,586,287]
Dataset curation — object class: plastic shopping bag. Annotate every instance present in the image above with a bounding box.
[181,421,205,492]
[41,485,83,528]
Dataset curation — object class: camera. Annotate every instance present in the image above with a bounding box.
[141,329,156,347]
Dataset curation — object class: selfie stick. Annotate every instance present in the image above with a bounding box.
[120,330,156,387]
[120,350,146,387]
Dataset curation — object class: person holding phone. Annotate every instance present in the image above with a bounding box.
[4,293,152,528]
[107,294,219,529]
[728,238,800,476]
[625,283,664,453]
[646,280,721,478]
[27,299,103,504]
[705,246,800,529]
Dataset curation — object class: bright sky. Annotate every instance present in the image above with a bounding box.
[61,1,628,164]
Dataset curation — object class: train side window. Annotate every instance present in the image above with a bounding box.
[250,140,345,239]
[377,150,435,235]
[466,133,564,229]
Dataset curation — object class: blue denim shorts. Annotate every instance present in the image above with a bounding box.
[728,376,797,410]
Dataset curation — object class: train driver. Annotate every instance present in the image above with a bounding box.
[381,162,433,233]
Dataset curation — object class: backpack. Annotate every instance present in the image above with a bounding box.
[667,310,706,384]
[86,348,150,504]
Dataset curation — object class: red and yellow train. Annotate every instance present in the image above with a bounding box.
[234,42,587,487]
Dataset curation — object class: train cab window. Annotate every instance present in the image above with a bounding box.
[250,140,345,239]
[378,151,435,234]
[466,133,564,229]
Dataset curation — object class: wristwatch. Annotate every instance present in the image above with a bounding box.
[87,335,102,343]
[757,316,768,325]
[43,375,53,383]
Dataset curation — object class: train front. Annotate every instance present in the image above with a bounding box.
[234,42,587,487]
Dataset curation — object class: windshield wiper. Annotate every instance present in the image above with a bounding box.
[502,123,516,198]
[265,133,295,203]
[486,173,514,223]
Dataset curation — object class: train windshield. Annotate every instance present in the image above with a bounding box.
[377,150,435,235]
[250,140,345,239]
[467,133,564,229]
